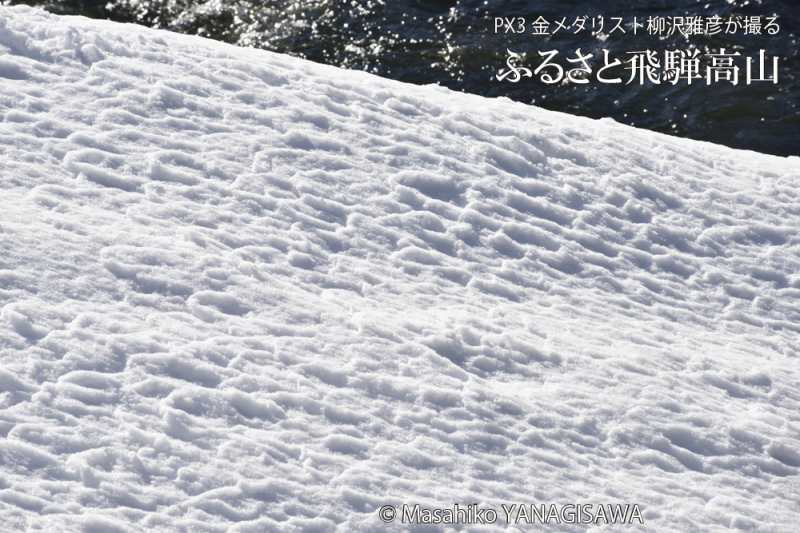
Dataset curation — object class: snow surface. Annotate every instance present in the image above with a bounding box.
[1,5,799,532]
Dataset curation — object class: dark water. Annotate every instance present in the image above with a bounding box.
[10,0,799,156]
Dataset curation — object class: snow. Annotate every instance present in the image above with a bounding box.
[1,5,799,532]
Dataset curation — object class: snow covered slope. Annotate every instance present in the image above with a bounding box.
[1,6,799,532]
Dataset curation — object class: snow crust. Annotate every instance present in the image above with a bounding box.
[1,6,799,532]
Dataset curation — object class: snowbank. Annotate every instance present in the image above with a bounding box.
[1,6,799,532]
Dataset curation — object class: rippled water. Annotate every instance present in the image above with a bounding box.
[12,0,799,156]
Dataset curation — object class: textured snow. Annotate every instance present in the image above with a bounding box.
[1,6,800,532]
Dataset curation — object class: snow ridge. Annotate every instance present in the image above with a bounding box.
[1,6,799,532]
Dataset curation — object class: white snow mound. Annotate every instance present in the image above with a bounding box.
[1,6,799,532]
